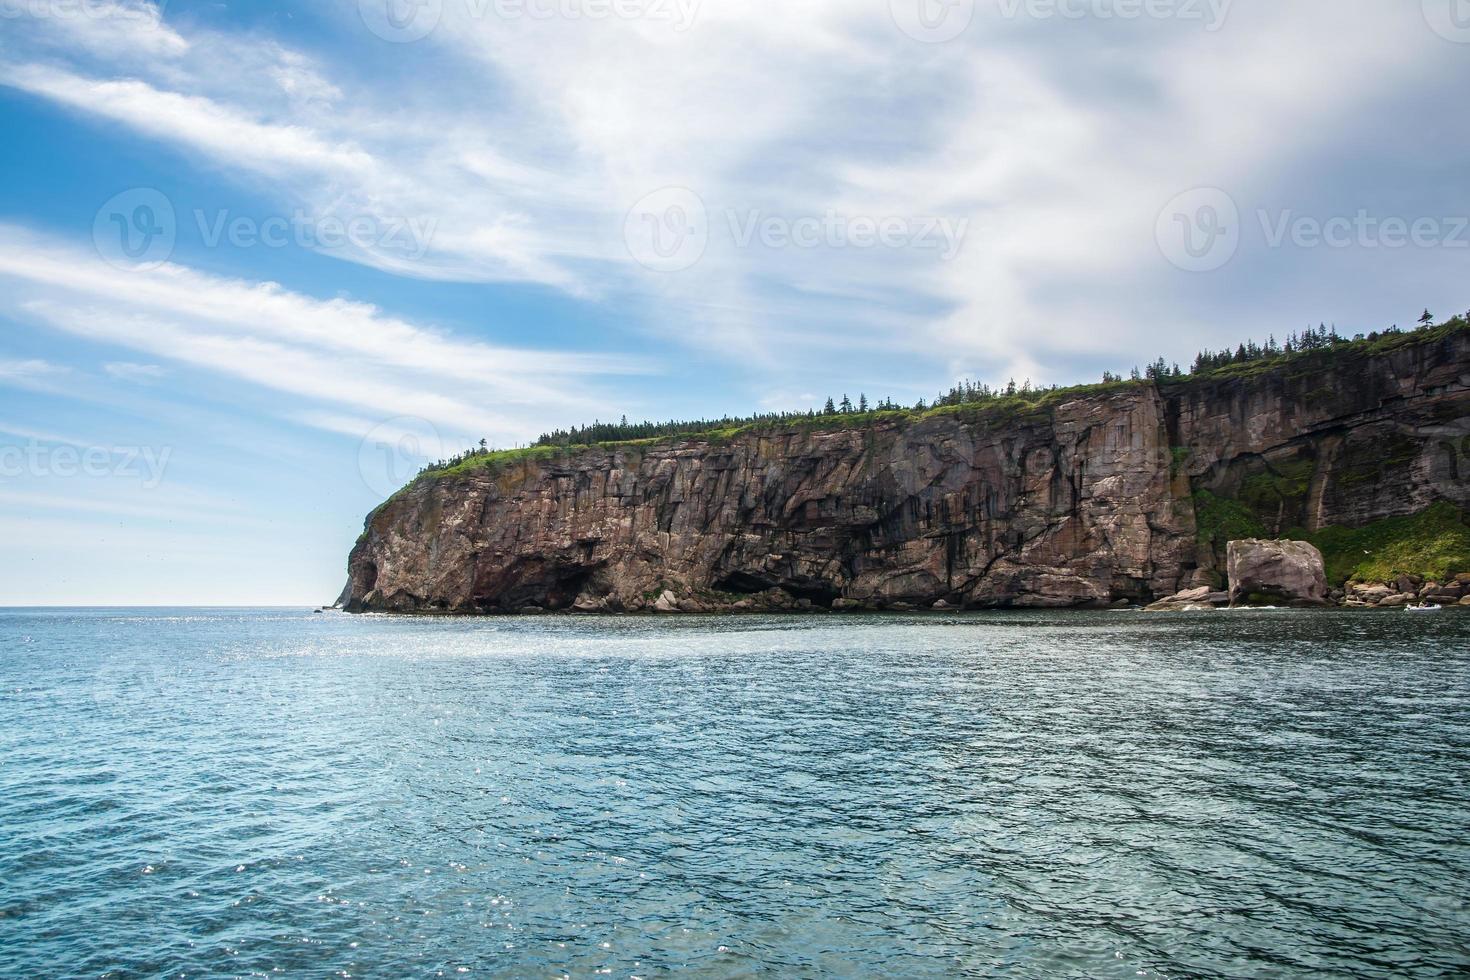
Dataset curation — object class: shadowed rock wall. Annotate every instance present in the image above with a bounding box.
[343,329,1468,613]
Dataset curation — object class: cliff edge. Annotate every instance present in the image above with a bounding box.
[343,324,1469,613]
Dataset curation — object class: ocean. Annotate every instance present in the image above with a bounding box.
[1,607,1467,977]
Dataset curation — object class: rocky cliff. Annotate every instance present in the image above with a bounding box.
[343,326,1469,613]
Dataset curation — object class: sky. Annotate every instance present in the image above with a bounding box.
[0,0,1467,605]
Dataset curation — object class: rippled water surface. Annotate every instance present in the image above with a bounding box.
[2,608,1469,977]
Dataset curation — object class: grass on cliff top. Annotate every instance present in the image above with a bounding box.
[416,380,1144,485]
[404,316,1467,492]
[1173,317,1467,384]
[1284,502,1470,585]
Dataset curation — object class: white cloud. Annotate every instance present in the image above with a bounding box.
[104,361,167,383]
[0,225,648,447]
[0,358,68,381]
[0,0,1461,392]
[0,63,376,179]
[0,418,90,444]
[0,356,74,396]
[0,0,188,60]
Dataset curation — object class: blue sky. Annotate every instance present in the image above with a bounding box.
[1,0,1468,605]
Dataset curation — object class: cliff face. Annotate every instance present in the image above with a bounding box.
[343,329,1469,613]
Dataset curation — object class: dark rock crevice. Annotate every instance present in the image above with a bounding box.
[343,331,1468,613]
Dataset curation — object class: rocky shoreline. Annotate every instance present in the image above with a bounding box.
[1144,578,1470,612]
[341,327,1468,616]
[340,537,1470,615]
[1339,575,1470,609]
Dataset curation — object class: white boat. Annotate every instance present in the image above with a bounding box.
[1406,603,1442,613]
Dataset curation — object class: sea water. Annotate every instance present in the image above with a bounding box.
[1,608,1467,977]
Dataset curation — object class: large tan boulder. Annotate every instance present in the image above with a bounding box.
[1227,540,1329,607]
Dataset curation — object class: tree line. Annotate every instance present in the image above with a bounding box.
[426,310,1462,466]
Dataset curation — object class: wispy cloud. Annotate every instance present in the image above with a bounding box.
[0,0,1463,390]
[0,357,74,397]
[0,225,648,446]
[0,0,189,61]
[104,361,167,383]
[0,418,91,445]
[0,358,68,381]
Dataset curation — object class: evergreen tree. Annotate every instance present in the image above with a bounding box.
[426,311,1464,482]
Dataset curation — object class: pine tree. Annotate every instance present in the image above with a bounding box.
[1419,309,1435,329]
[824,397,836,415]
[858,393,869,412]
[839,394,853,413]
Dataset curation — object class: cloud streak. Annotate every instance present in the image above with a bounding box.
[0,226,648,446]
[0,0,1464,392]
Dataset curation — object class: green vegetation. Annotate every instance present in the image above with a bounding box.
[1334,431,1422,489]
[1287,503,1470,585]
[1189,316,1467,384]
[363,308,1470,593]
[1195,491,1470,587]
[415,390,1113,482]
[1194,490,1268,555]
[401,313,1466,490]
[1236,458,1316,522]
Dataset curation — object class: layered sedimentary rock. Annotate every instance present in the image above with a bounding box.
[343,328,1469,613]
